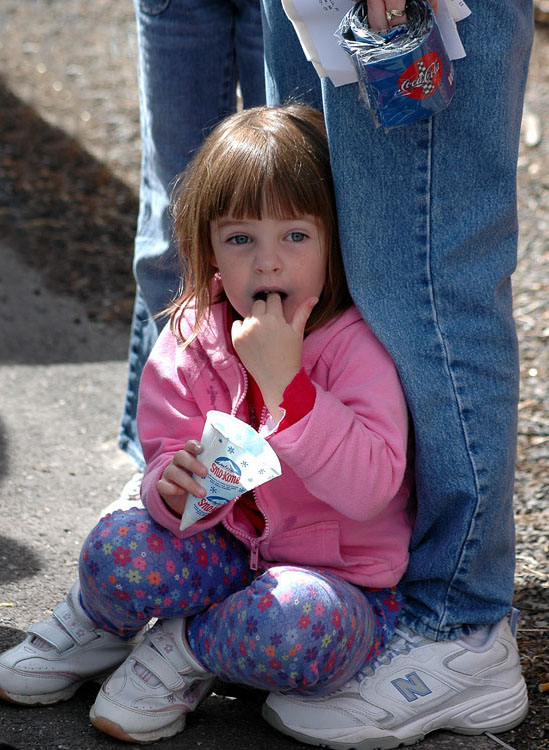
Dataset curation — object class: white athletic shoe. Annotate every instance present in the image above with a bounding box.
[90,617,215,743]
[99,471,144,518]
[0,582,137,705]
[263,610,529,750]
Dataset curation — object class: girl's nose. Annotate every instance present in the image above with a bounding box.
[254,245,281,274]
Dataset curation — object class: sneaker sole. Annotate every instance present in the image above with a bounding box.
[262,703,424,750]
[89,708,186,744]
[0,671,114,706]
[262,680,529,750]
[88,676,216,743]
[0,683,84,706]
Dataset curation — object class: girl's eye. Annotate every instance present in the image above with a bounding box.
[228,234,250,245]
[287,231,307,242]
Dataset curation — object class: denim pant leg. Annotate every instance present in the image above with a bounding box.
[261,0,322,109]
[78,508,254,637]
[188,566,403,695]
[119,0,265,468]
[261,0,534,638]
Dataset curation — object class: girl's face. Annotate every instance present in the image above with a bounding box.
[210,213,327,323]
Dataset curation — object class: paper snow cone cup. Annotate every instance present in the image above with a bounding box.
[179,411,282,531]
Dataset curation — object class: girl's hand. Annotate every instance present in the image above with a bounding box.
[366,0,437,31]
[231,293,318,421]
[156,440,208,516]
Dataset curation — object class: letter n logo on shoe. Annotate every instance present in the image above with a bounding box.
[391,672,432,702]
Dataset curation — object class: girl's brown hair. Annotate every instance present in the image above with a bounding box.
[168,104,352,344]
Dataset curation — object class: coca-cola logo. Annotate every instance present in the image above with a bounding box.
[398,52,442,99]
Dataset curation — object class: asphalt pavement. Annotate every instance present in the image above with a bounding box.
[0,240,525,750]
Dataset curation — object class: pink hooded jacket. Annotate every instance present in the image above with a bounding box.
[138,301,413,588]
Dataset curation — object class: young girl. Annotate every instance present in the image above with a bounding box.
[0,105,413,744]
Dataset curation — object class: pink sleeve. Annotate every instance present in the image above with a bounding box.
[268,321,410,522]
[136,330,206,536]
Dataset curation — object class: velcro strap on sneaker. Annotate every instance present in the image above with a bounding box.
[28,619,75,651]
[51,601,97,646]
[147,627,198,674]
[132,641,187,692]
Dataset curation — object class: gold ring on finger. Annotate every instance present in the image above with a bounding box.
[385,8,406,21]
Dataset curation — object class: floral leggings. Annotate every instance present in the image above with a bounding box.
[79,507,402,696]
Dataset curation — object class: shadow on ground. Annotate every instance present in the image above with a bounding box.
[0,78,138,329]
[0,537,43,586]
[0,83,136,365]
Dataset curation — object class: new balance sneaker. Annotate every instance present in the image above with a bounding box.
[262,610,528,750]
[90,617,215,743]
[0,582,137,705]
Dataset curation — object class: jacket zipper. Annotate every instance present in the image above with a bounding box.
[226,369,270,570]
[249,538,260,570]
[248,401,270,569]
[251,486,270,570]
[232,364,248,420]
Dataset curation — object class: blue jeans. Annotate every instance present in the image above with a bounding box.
[261,0,533,639]
[119,0,266,467]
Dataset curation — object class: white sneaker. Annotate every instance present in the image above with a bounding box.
[99,471,144,518]
[0,582,137,705]
[90,617,215,743]
[263,610,529,750]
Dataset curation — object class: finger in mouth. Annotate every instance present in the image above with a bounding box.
[253,290,287,302]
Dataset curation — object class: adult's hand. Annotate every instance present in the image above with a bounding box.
[366,0,438,31]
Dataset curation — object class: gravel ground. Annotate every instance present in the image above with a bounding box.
[0,2,547,748]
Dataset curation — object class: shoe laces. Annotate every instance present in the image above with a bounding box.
[351,625,425,685]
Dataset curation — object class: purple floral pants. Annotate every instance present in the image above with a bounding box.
[79,508,402,695]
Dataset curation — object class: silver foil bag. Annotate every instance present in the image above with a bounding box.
[336,0,455,128]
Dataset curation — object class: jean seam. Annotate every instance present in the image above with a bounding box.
[424,117,482,638]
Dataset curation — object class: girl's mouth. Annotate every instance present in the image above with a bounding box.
[252,290,288,303]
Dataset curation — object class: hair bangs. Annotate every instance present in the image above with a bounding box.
[205,124,332,223]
